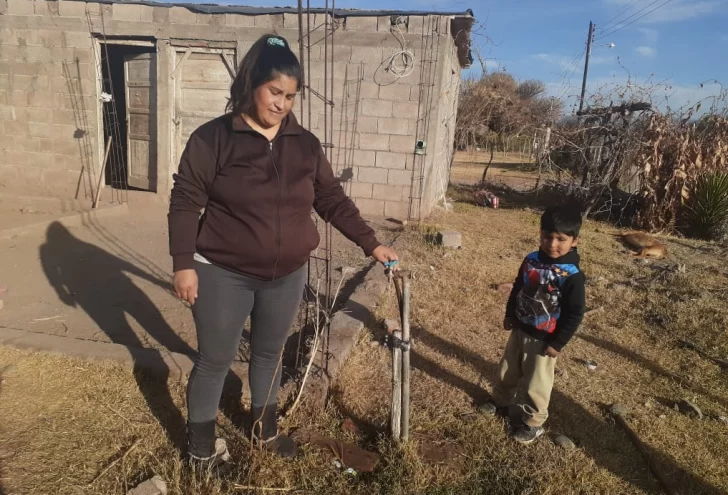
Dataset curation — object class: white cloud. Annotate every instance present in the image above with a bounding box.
[532,53,613,73]
[485,60,501,71]
[641,1,720,23]
[636,46,656,58]
[638,27,659,44]
[603,0,721,24]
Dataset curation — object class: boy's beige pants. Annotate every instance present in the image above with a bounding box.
[492,329,556,427]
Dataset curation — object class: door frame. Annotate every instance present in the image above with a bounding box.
[93,37,158,193]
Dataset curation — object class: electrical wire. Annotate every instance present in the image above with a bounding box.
[385,16,416,79]
[596,0,675,40]
[597,0,649,35]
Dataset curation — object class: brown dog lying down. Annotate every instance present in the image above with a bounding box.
[613,231,666,258]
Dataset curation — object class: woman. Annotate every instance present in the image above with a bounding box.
[168,34,399,471]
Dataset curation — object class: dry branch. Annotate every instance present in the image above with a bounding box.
[678,339,728,369]
[232,485,300,492]
[88,437,141,486]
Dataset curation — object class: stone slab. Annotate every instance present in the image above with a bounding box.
[437,230,462,249]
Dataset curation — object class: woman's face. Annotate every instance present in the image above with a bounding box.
[252,74,298,128]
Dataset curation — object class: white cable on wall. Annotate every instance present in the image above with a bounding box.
[385,17,416,80]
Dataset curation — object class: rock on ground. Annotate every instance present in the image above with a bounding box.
[678,399,703,420]
[553,435,576,450]
[436,230,462,249]
[127,475,167,495]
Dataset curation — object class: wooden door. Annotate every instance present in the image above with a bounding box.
[124,52,157,191]
[173,48,236,164]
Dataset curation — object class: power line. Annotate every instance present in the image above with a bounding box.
[598,0,649,34]
[597,0,666,39]
[596,0,675,40]
[563,48,586,81]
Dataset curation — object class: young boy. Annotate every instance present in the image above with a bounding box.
[479,205,586,444]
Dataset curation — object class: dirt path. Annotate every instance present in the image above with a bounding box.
[450,150,539,191]
[0,198,400,356]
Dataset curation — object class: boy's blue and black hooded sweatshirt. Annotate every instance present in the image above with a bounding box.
[505,248,586,352]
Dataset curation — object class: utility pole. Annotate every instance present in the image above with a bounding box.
[578,21,595,114]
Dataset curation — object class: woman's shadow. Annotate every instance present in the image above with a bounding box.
[39,222,193,448]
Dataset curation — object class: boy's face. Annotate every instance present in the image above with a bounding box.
[540,230,578,258]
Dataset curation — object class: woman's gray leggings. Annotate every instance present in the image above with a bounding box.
[187,261,306,425]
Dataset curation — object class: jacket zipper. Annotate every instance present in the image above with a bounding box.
[269,140,282,281]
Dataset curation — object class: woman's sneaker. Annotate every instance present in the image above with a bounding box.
[511,425,544,444]
[250,406,299,458]
[251,430,299,458]
[187,438,232,475]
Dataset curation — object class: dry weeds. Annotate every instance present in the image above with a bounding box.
[1,199,727,494]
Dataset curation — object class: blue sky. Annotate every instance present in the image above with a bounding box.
[470,0,728,113]
[179,0,728,112]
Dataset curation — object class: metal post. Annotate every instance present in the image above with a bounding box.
[391,328,402,440]
[297,0,305,121]
[400,274,411,441]
[578,21,594,114]
[93,137,112,208]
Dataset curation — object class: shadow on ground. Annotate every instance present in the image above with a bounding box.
[578,333,728,409]
[448,182,561,212]
[39,222,191,448]
[411,325,724,495]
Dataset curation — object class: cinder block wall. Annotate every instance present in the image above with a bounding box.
[0,0,463,219]
[0,0,100,197]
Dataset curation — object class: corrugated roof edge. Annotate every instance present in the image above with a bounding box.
[70,0,474,18]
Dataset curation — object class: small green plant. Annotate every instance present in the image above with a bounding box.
[686,172,728,240]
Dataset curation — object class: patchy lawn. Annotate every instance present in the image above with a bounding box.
[1,185,727,495]
[336,196,728,495]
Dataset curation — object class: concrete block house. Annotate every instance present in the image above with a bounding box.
[0,0,473,219]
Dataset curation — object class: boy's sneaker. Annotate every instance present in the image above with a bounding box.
[186,438,232,475]
[477,400,508,417]
[511,425,545,444]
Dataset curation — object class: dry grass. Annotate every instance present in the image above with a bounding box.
[1,196,727,494]
[335,199,728,494]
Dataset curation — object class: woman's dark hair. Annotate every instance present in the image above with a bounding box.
[227,34,302,115]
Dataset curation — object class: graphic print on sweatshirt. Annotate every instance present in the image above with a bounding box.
[515,252,579,333]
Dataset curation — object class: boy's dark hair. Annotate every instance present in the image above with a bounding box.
[226,34,302,115]
[541,205,583,238]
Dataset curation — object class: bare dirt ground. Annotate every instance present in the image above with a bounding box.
[450,150,540,191]
[0,195,194,354]
[0,192,397,356]
[0,193,103,231]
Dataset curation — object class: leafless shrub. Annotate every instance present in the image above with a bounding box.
[455,72,561,153]
[539,78,728,230]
